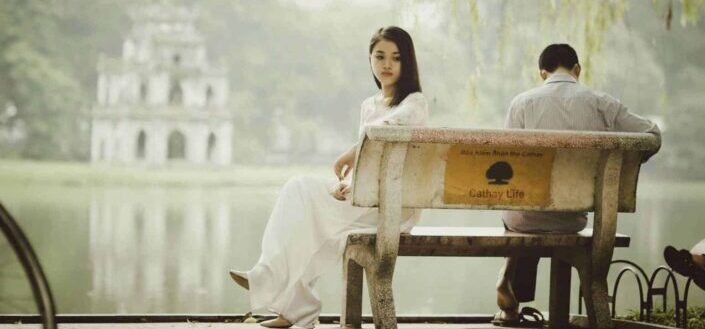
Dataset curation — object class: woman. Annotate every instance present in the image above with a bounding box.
[229,26,428,328]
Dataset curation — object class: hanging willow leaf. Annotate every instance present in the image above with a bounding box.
[667,0,673,30]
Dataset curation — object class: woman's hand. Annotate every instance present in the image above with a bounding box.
[331,182,351,201]
[333,145,356,181]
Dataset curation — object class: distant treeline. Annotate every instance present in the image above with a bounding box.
[0,0,704,178]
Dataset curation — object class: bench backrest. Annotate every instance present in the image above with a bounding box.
[352,126,660,213]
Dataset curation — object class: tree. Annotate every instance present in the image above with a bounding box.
[0,0,82,159]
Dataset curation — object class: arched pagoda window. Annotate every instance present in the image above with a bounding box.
[169,80,183,106]
[205,85,214,106]
[167,130,186,159]
[139,82,148,103]
[207,132,216,161]
[136,130,147,159]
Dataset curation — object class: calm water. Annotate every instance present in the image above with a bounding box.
[0,176,703,315]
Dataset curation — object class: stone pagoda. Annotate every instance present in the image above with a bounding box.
[90,3,232,165]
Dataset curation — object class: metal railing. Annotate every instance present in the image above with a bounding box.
[0,203,56,329]
[579,259,698,328]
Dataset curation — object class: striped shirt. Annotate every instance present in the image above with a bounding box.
[503,73,661,233]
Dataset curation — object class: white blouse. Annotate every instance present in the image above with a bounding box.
[358,91,429,139]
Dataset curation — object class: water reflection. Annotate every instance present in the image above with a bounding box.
[0,181,702,315]
[88,188,232,313]
[0,236,34,313]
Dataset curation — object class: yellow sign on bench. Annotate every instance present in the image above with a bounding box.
[444,145,556,207]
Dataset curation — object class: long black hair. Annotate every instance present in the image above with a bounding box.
[369,26,422,107]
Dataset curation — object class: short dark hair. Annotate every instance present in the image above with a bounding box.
[538,44,579,72]
[369,26,422,107]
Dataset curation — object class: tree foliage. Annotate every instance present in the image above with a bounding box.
[0,0,703,176]
[0,0,131,159]
[1,0,79,158]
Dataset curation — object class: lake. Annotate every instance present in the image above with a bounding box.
[0,169,703,316]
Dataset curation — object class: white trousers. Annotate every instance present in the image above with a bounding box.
[245,176,419,328]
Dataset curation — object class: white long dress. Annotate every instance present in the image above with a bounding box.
[243,92,429,328]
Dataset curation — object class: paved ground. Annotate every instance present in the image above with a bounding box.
[0,316,675,329]
[0,321,678,329]
[0,324,520,329]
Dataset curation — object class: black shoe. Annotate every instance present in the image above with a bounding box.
[664,245,705,290]
[664,246,692,277]
[492,307,545,328]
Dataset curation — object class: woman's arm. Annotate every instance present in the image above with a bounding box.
[330,143,357,201]
[334,93,428,180]
[333,143,358,181]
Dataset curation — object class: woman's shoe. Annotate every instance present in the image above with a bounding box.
[259,315,292,328]
[229,270,249,290]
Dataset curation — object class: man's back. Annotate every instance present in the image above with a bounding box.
[506,73,660,134]
[494,44,663,323]
[503,73,660,233]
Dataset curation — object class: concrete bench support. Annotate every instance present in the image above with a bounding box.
[341,126,659,329]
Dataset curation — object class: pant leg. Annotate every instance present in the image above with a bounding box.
[510,256,540,303]
[246,176,376,328]
[502,212,585,304]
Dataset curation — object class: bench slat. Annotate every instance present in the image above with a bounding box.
[347,227,630,257]
[366,126,660,151]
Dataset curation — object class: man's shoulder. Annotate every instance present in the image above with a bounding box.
[509,86,544,108]
[587,87,621,104]
[573,85,625,109]
[513,83,621,105]
[557,82,621,102]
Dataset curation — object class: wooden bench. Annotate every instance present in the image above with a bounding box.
[340,126,660,329]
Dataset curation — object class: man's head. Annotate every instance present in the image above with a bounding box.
[538,44,581,80]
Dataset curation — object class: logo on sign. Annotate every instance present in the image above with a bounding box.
[486,161,513,185]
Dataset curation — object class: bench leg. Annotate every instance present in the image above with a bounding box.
[365,266,397,329]
[341,257,363,329]
[576,150,620,329]
[549,257,571,329]
[577,262,613,329]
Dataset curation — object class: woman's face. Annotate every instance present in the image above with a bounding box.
[370,39,401,89]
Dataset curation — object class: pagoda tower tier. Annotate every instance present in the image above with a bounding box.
[90,3,233,165]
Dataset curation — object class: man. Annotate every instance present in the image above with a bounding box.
[493,44,661,327]
[665,239,705,290]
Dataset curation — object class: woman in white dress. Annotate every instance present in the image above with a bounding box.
[229,26,429,328]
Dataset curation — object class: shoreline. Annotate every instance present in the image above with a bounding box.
[0,160,703,200]
[0,159,330,187]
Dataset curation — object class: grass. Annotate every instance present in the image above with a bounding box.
[0,159,330,187]
[619,306,705,329]
[0,159,703,193]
